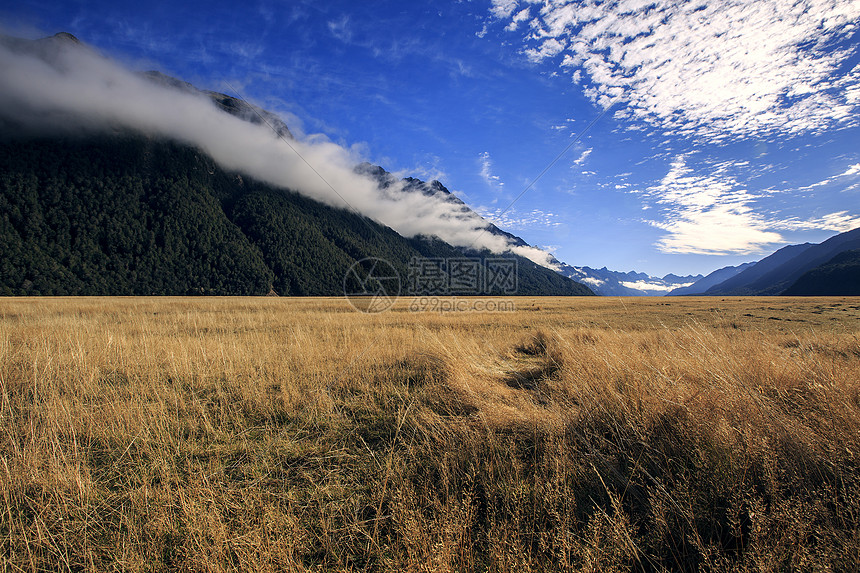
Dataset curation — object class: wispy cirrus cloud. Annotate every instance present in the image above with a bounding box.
[491,0,860,143]
[478,151,504,190]
[798,162,860,190]
[327,16,353,43]
[773,211,860,233]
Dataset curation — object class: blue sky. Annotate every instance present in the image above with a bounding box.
[3,0,859,277]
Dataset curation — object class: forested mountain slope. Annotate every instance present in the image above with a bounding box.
[0,135,593,297]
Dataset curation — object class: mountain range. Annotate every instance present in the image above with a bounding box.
[556,265,703,296]
[698,228,860,296]
[558,224,860,298]
[559,232,860,296]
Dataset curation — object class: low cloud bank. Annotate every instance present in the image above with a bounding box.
[0,33,556,267]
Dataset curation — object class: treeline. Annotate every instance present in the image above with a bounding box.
[0,135,593,297]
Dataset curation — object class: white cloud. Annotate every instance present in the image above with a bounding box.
[511,244,562,270]
[620,280,689,292]
[494,0,860,142]
[505,8,532,32]
[843,164,860,177]
[579,276,605,288]
[524,38,566,63]
[572,147,592,166]
[798,161,860,190]
[491,0,520,20]
[773,211,860,233]
[644,155,783,254]
[644,155,860,254]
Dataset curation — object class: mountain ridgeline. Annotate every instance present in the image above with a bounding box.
[0,31,601,298]
[0,31,596,297]
[692,228,860,296]
[557,228,860,297]
[0,134,593,297]
[557,264,703,297]
[666,263,756,296]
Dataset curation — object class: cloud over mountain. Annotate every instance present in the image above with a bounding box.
[0,33,556,267]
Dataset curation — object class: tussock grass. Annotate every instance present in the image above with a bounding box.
[1,296,859,571]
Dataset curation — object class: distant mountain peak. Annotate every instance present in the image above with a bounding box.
[140,70,197,93]
[50,32,81,44]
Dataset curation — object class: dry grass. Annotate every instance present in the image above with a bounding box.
[1,296,859,572]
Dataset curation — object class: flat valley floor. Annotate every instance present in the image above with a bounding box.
[2,297,859,571]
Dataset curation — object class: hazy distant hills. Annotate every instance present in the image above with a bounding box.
[701,227,860,296]
[557,264,702,296]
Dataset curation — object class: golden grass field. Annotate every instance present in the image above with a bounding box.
[1,296,859,572]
